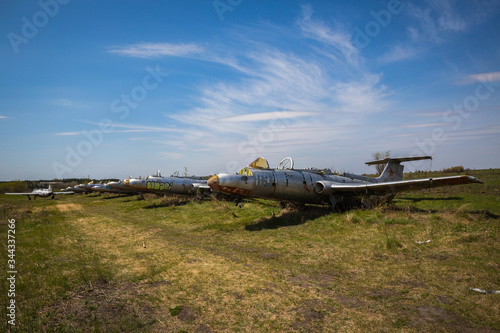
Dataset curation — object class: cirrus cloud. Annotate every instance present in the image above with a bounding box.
[108,42,204,58]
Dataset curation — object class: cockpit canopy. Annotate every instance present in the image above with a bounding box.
[248,157,270,169]
[237,157,269,176]
[150,170,161,177]
[238,156,295,175]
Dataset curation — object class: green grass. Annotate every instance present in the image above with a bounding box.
[0,169,499,332]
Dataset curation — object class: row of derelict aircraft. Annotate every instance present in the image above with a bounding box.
[6,155,482,210]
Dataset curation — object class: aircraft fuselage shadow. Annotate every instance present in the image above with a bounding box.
[398,196,463,202]
[142,201,189,209]
[100,194,135,200]
[245,206,332,231]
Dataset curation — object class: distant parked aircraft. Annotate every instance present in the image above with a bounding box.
[61,185,86,194]
[6,182,73,200]
[107,178,149,194]
[76,181,99,194]
[125,170,211,196]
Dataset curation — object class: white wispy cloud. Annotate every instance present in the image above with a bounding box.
[220,111,317,123]
[54,99,74,107]
[432,0,468,32]
[297,4,360,67]
[104,122,184,133]
[379,44,420,64]
[438,125,500,144]
[410,111,447,117]
[54,131,81,136]
[161,7,393,169]
[468,71,500,83]
[403,122,454,128]
[406,4,442,44]
[455,71,500,85]
[0,116,7,119]
[100,5,469,172]
[381,1,494,64]
[108,42,204,58]
[104,6,391,164]
[330,74,390,113]
[53,122,188,136]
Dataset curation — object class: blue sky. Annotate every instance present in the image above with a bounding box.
[1,0,499,180]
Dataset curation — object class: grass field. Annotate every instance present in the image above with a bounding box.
[1,169,499,332]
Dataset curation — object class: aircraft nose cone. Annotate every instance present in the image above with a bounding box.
[126,179,144,189]
[207,175,219,190]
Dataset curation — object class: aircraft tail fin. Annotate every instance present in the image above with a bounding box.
[40,181,62,191]
[366,156,432,182]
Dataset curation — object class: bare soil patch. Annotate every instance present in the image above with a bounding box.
[41,280,160,331]
[56,203,83,212]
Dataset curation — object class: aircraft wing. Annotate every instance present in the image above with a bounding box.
[316,175,482,196]
[53,191,74,195]
[5,192,35,195]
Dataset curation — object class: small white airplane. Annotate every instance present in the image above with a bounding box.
[6,182,74,200]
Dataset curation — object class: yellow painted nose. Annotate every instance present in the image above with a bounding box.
[207,175,219,189]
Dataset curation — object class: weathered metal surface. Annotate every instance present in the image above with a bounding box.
[126,173,211,196]
[208,156,482,208]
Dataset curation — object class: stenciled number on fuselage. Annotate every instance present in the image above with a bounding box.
[146,181,173,191]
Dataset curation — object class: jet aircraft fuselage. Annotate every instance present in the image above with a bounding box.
[208,168,358,205]
[107,180,141,194]
[207,156,482,208]
[125,175,211,195]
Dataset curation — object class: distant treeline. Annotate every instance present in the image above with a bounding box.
[411,166,468,174]
[442,165,466,173]
[0,178,119,193]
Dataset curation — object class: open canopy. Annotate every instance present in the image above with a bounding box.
[248,157,270,169]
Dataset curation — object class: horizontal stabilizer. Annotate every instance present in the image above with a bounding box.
[366,156,432,165]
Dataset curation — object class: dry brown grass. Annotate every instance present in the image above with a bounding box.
[55,203,83,212]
